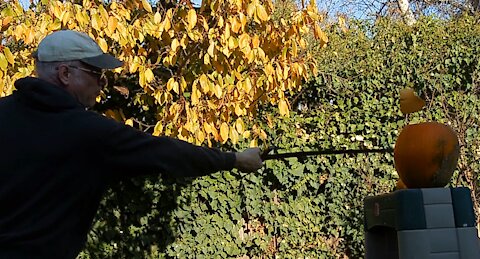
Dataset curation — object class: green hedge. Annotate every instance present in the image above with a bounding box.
[79,15,480,258]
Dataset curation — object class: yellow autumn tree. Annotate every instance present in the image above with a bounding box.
[0,0,327,145]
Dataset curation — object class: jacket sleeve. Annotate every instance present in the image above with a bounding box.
[101,120,236,178]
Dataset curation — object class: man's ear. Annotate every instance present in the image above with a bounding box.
[57,65,70,87]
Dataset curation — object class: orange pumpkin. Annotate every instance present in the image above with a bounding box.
[394,122,460,188]
[396,178,407,190]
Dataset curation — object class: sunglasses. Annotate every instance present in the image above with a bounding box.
[65,65,107,85]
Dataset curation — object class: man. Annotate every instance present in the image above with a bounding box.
[0,30,263,258]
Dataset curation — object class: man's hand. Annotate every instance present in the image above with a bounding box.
[234,148,263,173]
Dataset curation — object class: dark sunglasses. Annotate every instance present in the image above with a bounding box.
[66,65,106,81]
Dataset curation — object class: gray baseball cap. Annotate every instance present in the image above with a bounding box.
[33,30,123,69]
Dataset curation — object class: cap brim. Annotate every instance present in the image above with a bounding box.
[81,54,123,69]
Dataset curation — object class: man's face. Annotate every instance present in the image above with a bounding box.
[59,61,106,107]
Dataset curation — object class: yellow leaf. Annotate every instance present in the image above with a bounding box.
[0,54,8,71]
[180,76,187,91]
[259,129,267,140]
[235,104,243,116]
[163,17,171,31]
[338,16,348,33]
[3,47,14,64]
[171,38,179,52]
[214,84,222,98]
[299,38,307,49]
[230,127,239,144]
[97,37,108,52]
[180,34,188,49]
[98,5,109,22]
[218,16,224,28]
[239,13,247,29]
[236,118,245,134]
[196,130,205,144]
[53,4,62,19]
[141,0,153,13]
[203,53,211,65]
[247,50,255,63]
[154,12,162,24]
[266,114,274,128]
[125,119,134,127]
[130,57,140,73]
[108,16,118,33]
[232,0,242,8]
[24,28,35,44]
[273,66,281,82]
[202,16,209,31]
[192,84,200,104]
[2,16,13,28]
[187,9,197,30]
[92,13,102,31]
[75,10,87,26]
[139,70,146,87]
[207,41,215,57]
[228,37,238,49]
[145,68,155,83]
[265,63,274,76]
[163,56,171,67]
[245,78,252,92]
[314,24,328,47]
[153,121,163,136]
[220,122,229,142]
[238,33,250,50]
[399,88,426,115]
[204,122,212,134]
[252,35,260,48]
[246,3,255,17]
[292,40,298,57]
[172,81,179,94]
[62,11,71,26]
[278,99,289,116]
[199,74,209,93]
[231,17,241,33]
[167,78,175,91]
[250,138,258,147]
[224,22,231,40]
[256,4,269,22]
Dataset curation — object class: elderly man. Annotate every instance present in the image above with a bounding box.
[0,30,263,258]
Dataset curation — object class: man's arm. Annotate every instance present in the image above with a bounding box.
[101,120,263,178]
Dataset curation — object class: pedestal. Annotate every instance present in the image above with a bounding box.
[364,187,480,259]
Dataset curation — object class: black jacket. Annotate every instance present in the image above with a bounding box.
[0,77,235,258]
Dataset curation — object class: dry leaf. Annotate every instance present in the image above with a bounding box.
[113,86,129,97]
[399,87,426,115]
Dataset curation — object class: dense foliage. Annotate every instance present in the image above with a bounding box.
[2,0,479,258]
[0,0,325,146]
[82,16,480,258]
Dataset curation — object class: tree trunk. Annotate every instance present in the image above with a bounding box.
[397,0,416,26]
